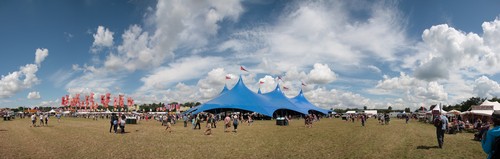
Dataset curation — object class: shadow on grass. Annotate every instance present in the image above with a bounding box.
[0,129,7,132]
[416,145,440,149]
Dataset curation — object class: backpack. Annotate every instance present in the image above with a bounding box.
[491,135,500,158]
[434,116,443,128]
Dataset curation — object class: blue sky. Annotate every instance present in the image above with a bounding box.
[1,0,500,110]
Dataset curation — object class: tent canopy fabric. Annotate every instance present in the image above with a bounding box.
[289,89,329,115]
[262,84,309,115]
[191,76,325,117]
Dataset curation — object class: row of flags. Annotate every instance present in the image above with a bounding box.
[61,93,134,109]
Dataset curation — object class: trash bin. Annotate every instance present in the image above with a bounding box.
[276,117,286,126]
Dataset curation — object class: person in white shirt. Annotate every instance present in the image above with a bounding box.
[30,114,36,127]
[39,113,44,126]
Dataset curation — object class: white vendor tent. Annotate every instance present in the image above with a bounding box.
[345,111,356,114]
[364,110,377,116]
[470,100,500,116]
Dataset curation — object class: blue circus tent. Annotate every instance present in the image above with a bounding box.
[192,76,283,117]
[289,89,330,115]
[261,84,309,115]
[220,84,229,94]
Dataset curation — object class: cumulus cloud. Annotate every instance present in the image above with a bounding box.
[27,91,41,99]
[305,87,372,109]
[197,68,230,99]
[91,26,114,52]
[473,76,500,98]
[103,0,243,72]
[369,72,448,108]
[408,18,500,81]
[35,48,48,65]
[0,49,46,98]
[307,63,337,84]
[220,0,407,73]
[138,56,225,92]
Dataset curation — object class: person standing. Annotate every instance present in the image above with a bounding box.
[247,114,253,126]
[183,115,188,127]
[232,114,239,133]
[434,113,449,148]
[44,113,49,126]
[405,115,410,124]
[482,110,500,159]
[361,114,366,127]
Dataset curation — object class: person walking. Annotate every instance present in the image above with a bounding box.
[224,115,231,132]
[110,113,118,133]
[39,113,44,127]
[205,114,213,135]
[30,113,36,127]
[405,115,410,124]
[119,114,126,133]
[165,115,173,133]
[232,114,239,133]
[482,110,500,159]
[434,112,449,148]
[195,114,201,129]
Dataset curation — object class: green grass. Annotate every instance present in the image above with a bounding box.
[0,117,487,159]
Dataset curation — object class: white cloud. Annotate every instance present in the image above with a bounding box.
[138,56,225,92]
[102,0,243,72]
[0,49,46,98]
[368,72,448,109]
[367,65,382,74]
[197,68,229,99]
[473,76,500,98]
[220,0,407,73]
[36,99,59,107]
[35,48,48,65]
[307,63,337,84]
[408,18,500,81]
[305,87,372,109]
[91,26,114,52]
[27,91,41,99]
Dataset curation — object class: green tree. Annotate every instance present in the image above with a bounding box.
[363,106,367,110]
[404,107,410,113]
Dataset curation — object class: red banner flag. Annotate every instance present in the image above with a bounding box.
[240,66,248,72]
[61,97,65,106]
[176,104,180,110]
[259,81,264,84]
[119,95,124,108]
[113,97,117,107]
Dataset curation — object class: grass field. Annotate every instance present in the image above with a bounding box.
[0,117,487,159]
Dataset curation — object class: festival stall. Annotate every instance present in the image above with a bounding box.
[462,100,500,123]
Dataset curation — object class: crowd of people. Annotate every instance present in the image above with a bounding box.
[29,113,49,127]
